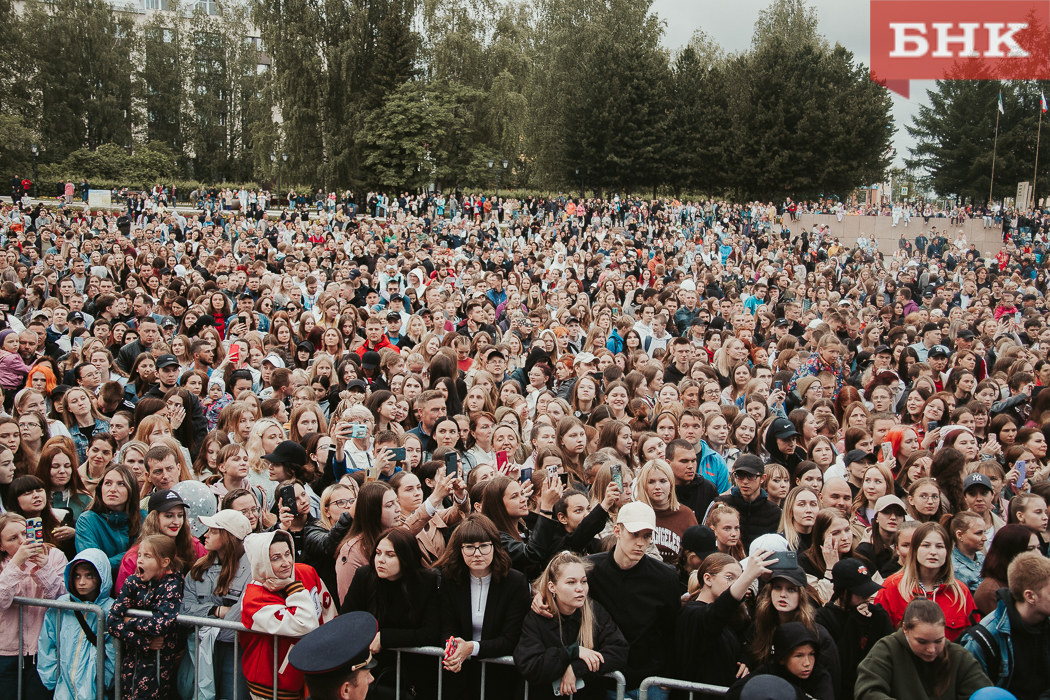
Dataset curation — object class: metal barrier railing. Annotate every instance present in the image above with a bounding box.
[14,596,108,700]
[12,596,638,700]
[390,645,627,700]
[639,676,730,699]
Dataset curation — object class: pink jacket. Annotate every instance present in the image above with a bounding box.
[0,352,32,389]
[0,547,67,654]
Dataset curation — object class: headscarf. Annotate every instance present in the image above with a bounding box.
[244,530,296,591]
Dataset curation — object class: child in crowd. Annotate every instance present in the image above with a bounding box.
[38,549,116,700]
[107,534,185,700]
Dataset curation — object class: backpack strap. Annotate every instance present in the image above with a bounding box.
[961,623,1002,681]
[73,610,98,648]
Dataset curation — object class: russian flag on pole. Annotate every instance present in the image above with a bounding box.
[1042,91,1048,114]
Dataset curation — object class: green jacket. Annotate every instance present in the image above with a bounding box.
[855,629,990,700]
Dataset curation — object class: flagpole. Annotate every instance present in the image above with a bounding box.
[1036,105,1043,206]
[990,106,1000,206]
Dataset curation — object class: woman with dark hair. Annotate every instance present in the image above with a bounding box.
[14,411,49,478]
[340,528,441,697]
[74,464,141,577]
[162,387,198,456]
[125,352,157,404]
[36,439,91,522]
[8,474,76,558]
[437,376,464,418]
[745,565,841,693]
[929,447,968,515]
[435,514,530,700]
[856,599,991,700]
[973,524,1040,615]
[480,474,561,576]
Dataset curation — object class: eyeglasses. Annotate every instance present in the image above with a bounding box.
[734,472,761,481]
[330,498,356,509]
[914,493,939,501]
[461,542,493,555]
[238,507,260,517]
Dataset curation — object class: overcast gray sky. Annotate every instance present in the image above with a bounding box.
[650,0,929,168]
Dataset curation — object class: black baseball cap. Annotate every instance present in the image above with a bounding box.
[929,345,950,358]
[681,525,718,558]
[147,489,187,514]
[768,566,807,588]
[845,449,877,467]
[362,351,381,369]
[156,354,179,369]
[832,558,882,597]
[734,455,765,476]
[262,440,307,467]
[770,418,800,440]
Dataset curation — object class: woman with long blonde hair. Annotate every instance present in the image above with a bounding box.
[513,550,629,698]
[636,459,698,564]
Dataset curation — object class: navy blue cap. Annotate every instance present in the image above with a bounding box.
[289,611,378,675]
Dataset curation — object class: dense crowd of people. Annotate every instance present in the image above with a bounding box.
[0,187,1047,700]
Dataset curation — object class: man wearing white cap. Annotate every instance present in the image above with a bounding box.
[535,500,680,699]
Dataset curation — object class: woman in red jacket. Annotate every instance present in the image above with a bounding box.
[873,522,977,641]
[240,530,336,700]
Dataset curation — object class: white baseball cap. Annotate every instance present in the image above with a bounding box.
[616,501,656,533]
[199,510,252,541]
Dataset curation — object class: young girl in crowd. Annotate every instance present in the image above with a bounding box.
[38,549,116,700]
[182,510,253,700]
[107,534,185,700]
[514,551,629,699]
[0,512,67,700]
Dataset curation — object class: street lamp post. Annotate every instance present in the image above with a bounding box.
[30,145,38,199]
[488,158,508,200]
[278,152,287,207]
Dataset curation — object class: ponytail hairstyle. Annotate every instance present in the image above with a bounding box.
[704,502,745,560]
[902,599,952,697]
[536,551,595,648]
[139,533,182,575]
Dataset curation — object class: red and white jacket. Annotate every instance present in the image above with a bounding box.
[240,563,336,700]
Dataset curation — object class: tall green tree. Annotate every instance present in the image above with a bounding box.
[23,0,136,162]
[907,81,1029,205]
[139,1,189,157]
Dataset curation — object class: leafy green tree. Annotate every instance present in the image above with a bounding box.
[139,2,189,158]
[22,0,136,161]
[907,81,1029,205]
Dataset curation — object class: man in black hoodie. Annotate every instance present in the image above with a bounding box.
[714,455,782,549]
[667,439,717,523]
[531,501,681,698]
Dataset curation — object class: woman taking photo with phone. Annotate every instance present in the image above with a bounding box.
[514,550,629,699]
[676,550,774,687]
[436,514,531,700]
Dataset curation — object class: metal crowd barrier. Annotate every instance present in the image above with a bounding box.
[390,645,627,700]
[13,598,631,700]
[14,596,108,700]
[639,676,730,699]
